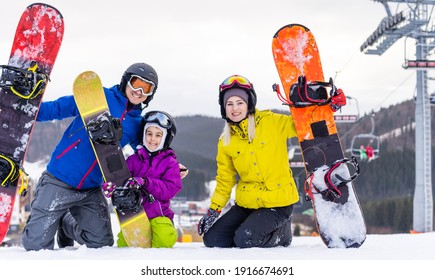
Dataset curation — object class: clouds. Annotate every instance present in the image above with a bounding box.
[0,0,417,117]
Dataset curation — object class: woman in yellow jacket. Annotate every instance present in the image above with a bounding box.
[197,75,299,248]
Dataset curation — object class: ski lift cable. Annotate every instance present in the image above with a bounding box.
[371,72,414,112]
[340,113,374,140]
[334,49,359,83]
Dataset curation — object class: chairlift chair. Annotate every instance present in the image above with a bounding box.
[350,133,380,160]
[333,95,360,123]
[288,144,305,168]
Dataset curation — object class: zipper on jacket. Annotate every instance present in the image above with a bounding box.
[120,99,135,122]
[56,139,81,160]
[76,159,98,189]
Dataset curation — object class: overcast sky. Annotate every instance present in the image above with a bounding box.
[0,0,426,118]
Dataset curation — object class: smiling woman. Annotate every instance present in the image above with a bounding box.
[197,74,300,249]
[224,89,249,123]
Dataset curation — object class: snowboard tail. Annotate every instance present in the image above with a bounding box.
[272,24,366,248]
[0,3,64,244]
[73,71,152,248]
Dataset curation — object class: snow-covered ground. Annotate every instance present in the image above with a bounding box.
[1,163,434,280]
[1,217,434,280]
[2,228,435,260]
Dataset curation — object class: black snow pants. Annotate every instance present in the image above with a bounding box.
[203,204,293,248]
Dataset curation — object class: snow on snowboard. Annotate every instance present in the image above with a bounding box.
[0,3,64,244]
[73,71,151,248]
[272,24,366,248]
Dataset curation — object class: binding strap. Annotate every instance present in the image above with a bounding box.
[324,157,360,198]
[289,75,338,108]
[0,62,49,99]
[304,157,360,201]
[87,112,123,145]
[0,153,29,196]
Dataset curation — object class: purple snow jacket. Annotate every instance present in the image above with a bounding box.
[126,147,182,220]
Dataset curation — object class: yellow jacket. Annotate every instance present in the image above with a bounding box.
[210,110,300,211]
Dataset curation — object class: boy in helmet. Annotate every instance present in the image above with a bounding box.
[103,110,182,248]
[22,63,161,250]
[197,74,299,248]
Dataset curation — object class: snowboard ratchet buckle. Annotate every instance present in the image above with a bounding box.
[0,153,29,196]
[0,62,49,99]
[87,112,122,145]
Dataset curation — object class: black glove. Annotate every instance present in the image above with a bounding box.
[197,208,221,236]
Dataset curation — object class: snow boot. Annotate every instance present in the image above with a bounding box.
[57,215,74,248]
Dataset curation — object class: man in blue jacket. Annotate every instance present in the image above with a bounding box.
[22,62,159,250]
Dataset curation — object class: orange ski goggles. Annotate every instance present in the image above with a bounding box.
[128,75,155,96]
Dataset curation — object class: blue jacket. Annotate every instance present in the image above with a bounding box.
[37,85,143,190]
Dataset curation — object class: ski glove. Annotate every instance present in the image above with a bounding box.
[330,88,346,112]
[101,182,116,198]
[197,208,221,236]
[124,177,148,189]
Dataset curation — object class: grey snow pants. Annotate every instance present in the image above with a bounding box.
[22,171,114,250]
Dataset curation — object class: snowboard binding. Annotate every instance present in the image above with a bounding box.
[304,157,360,204]
[87,112,122,145]
[289,75,331,107]
[273,75,346,112]
[0,61,49,99]
[111,178,155,214]
[0,153,29,196]
[111,185,143,214]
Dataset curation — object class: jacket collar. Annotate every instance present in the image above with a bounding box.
[229,109,265,139]
[110,85,143,112]
[136,146,174,160]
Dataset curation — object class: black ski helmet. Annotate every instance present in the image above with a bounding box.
[120,62,158,107]
[218,74,257,119]
[142,110,177,150]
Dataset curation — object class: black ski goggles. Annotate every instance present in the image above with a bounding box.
[143,111,173,129]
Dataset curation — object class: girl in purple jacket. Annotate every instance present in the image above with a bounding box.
[105,110,182,248]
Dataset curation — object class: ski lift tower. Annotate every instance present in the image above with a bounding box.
[360,0,433,233]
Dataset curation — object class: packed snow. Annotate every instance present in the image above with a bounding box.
[309,163,366,248]
[0,162,434,280]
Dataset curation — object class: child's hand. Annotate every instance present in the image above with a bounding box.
[101,182,116,198]
[179,163,189,179]
[124,177,147,189]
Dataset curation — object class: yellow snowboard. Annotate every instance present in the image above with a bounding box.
[73,71,151,248]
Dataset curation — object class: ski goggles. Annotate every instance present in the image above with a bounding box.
[144,111,173,129]
[220,75,253,92]
[128,75,155,96]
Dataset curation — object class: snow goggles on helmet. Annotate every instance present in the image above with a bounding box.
[220,75,253,92]
[128,75,155,96]
[144,111,173,129]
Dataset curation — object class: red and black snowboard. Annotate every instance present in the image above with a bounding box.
[272,24,366,248]
[0,3,64,244]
